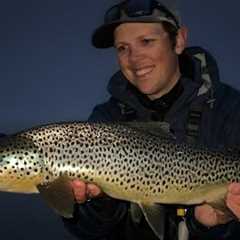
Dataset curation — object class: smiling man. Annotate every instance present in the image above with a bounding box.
[114,22,185,100]
[62,1,240,240]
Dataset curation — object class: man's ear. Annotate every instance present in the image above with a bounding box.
[175,26,188,55]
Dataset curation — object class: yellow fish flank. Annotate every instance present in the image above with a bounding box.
[0,122,239,239]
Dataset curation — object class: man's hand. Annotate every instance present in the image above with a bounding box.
[71,180,103,203]
[194,182,240,228]
[194,204,231,228]
[226,182,240,218]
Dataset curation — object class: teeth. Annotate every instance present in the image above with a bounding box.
[135,67,153,77]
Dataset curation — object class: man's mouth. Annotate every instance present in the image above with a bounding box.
[134,66,154,77]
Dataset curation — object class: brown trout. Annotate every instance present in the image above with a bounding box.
[0,122,238,239]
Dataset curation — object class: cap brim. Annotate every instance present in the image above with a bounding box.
[92,16,178,49]
[92,22,121,49]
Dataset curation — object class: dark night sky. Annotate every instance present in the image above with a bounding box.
[0,1,240,239]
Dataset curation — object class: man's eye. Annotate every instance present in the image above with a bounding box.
[116,46,127,53]
[142,38,155,45]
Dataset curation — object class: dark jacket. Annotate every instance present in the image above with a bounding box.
[63,47,240,240]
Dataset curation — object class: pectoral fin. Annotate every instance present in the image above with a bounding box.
[37,175,75,218]
[138,203,166,240]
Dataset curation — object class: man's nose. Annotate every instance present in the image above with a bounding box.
[128,47,145,63]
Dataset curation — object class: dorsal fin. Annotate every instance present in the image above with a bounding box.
[122,121,175,139]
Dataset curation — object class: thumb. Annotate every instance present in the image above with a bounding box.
[87,183,103,198]
[228,183,240,195]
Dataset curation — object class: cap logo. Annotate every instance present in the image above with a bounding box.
[132,10,146,17]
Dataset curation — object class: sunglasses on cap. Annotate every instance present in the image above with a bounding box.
[104,0,180,29]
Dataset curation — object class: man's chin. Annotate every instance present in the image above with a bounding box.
[138,89,157,100]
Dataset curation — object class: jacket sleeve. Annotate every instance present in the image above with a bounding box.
[62,198,128,239]
[62,98,129,239]
[187,87,240,239]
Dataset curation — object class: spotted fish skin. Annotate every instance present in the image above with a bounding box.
[0,122,239,206]
[0,135,43,193]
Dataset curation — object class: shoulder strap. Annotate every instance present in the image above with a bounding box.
[186,50,216,144]
[186,105,203,144]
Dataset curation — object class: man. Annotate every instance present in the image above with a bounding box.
[63,0,240,239]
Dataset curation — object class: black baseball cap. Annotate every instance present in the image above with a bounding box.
[92,0,180,48]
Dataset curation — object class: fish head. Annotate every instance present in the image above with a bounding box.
[0,135,43,193]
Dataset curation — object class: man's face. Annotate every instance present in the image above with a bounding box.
[114,22,186,100]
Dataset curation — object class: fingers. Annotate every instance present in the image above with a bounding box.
[194,204,218,227]
[71,180,88,203]
[226,183,240,218]
[214,209,232,225]
[194,183,240,228]
[71,180,103,204]
[228,182,240,195]
[227,198,240,218]
[194,204,230,228]
[87,183,103,198]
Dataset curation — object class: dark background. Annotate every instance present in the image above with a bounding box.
[0,0,240,239]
